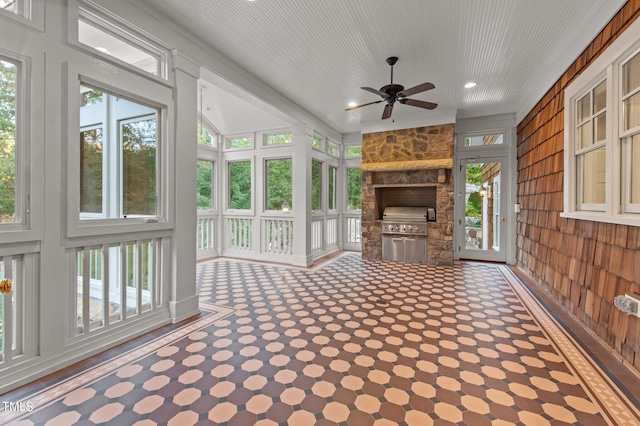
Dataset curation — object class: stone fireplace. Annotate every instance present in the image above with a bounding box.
[360,124,454,266]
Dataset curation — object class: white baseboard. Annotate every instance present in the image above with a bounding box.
[169,294,200,323]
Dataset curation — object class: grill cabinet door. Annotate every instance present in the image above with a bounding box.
[404,236,427,264]
[382,236,404,262]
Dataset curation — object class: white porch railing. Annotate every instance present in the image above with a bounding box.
[226,217,253,251]
[197,214,217,259]
[73,238,163,336]
[343,213,362,250]
[263,218,294,255]
[326,216,338,250]
[0,251,37,368]
[311,218,324,253]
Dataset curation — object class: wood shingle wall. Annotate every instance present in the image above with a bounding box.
[516,0,640,371]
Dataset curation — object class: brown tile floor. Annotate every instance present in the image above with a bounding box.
[1,252,639,425]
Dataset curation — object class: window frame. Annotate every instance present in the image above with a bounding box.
[197,117,218,150]
[0,56,21,227]
[311,134,324,152]
[68,0,171,82]
[66,66,173,238]
[562,17,640,226]
[224,134,254,151]
[575,78,608,212]
[263,156,293,212]
[0,0,44,32]
[327,164,338,212]
[226,158,254,213]
[311,159,323,212]
[197,121,218,213]
[344,165,362,213]
[620,51,640,214]
[263,130,293,147]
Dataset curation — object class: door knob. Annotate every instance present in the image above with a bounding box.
[0,278,11,294]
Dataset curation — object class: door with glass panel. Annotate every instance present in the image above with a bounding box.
[457,156,509,262]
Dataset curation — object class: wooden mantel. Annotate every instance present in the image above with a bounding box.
[360,159,453,172]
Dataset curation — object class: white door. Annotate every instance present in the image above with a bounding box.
[456,156,509,262]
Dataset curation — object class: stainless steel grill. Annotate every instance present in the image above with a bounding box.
[382,207,431,235]
[382,207,434,264]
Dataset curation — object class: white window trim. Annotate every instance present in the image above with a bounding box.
[262,130,293,147]
[326,162,339,212]
[197,116,219,151]
[0,49,42,245]
[311,134,324,152]
[327,141,340,158]
[67,0,172,83]
[0,0,44,32]
[66,64,174,238]
[225,157,254,214]
[263,156,293,213]
[563,16,640,227]
[224,133,254,151]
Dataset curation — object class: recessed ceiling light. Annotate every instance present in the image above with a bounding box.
[95,47,110,54]
[348,101,358,107]
[464,82,477,89]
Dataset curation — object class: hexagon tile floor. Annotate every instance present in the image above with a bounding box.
[1,253,639,425]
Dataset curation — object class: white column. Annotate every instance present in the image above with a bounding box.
[169,51,200,322]
[292,125,313,266]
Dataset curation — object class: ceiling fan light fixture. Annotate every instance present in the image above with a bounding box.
[348,101,358,107]
[464,82,477,89]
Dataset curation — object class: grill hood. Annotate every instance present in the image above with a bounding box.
[382,206,429,222]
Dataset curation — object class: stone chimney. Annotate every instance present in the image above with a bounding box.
[360,124,454,266]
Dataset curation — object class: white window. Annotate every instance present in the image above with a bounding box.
[75,4,170,79]
[197,160,214,210]
[265,158,292,211]
[264,132,292,146]
[0,0,25,17]
[575,80,607,211]
[311,160,322,211]
[493,175,500,250]
[328,166,337,211]
[198,121,216,148]
[622,52,640,213]
[0,58,20,226]
[225,135,253,150]
[312,135,323,151]
[327,142,339,157]
[79,84,159,220]
[228,160,252,210]
[346,167,362,211]
[563,18,640,226]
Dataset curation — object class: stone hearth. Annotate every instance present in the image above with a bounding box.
[360,124,454,266]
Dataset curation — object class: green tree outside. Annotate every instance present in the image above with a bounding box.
[346,168,362,210]
[229,161,252,209]
[266,158,292,210]
[466,164,483,217]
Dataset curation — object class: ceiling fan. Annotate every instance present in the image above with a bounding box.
[346,56,437,120]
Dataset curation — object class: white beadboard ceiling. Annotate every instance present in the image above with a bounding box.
[138,0,626,136]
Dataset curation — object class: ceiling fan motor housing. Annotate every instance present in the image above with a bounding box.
[381,84,405,103]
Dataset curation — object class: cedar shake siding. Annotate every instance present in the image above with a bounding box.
[516,0,640,371]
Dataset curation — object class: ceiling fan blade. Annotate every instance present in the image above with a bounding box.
[345,99,384,111]
[398,82,435,98]
[361,86,388,98]
[382,103,394,119]
[399,98,438,110]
